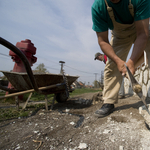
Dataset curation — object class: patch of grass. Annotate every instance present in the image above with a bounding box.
[0,97,16,104]
[27,103,45,116]
[0,103,47,121]
[0,108,29,121]
[4,97,16,104]
[27,103,45,109]
[24,92,54,101]
[0,91,5,96]
[70,88,101,97]
[0,88,100,120]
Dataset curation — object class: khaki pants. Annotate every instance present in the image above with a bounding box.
[103,28,150,104]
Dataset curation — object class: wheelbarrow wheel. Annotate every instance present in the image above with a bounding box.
[55,92,68,103]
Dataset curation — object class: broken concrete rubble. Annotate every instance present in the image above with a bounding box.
[139,104,150,128]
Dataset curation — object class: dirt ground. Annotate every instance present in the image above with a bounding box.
[0,92,150,150]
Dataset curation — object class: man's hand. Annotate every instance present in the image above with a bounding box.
[116,59,127,76]
[126,59,135,75]
[96,31,133,77]
[116,59,135,78]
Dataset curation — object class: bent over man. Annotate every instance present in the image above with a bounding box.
[91,0,150,117]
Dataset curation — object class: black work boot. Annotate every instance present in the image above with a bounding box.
[95,104,114,118]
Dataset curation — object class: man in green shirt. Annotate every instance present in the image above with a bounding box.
[92,0,150,117]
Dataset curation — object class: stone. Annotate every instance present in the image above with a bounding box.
[135,74,140,83]
[119,145,124,150]
[33,130,39,134]
[139,104,150,128]
[70,122,75,125]
[15,144,21,150]
[142,84,147,97]
[135,68,139,76]
[141,65,146,71]
[143,68,149,85]
[92,92,103,105]
[133,84,142,93]
[147,80,150,97]
[103,129,111,134]
[78,143,88,149]
[65,109,70,113]
[139,71,143,85]
[39,113,45,115]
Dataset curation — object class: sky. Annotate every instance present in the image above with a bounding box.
[0,0,132,85]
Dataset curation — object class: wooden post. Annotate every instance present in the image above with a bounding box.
[15,96,19,110]
[22,93,32,110]
[45,95,48,111]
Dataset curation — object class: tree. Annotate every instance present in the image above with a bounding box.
[93,80,98,88]
[34,63,49,73]
[93,80,104,89]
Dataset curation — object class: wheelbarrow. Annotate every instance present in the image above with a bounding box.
[0,37,79,110]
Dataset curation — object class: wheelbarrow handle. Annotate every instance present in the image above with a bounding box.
[0,83,65,100]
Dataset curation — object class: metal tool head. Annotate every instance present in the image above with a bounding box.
[124,64,149,111]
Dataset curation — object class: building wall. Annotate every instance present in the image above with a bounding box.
[124,64,150,97]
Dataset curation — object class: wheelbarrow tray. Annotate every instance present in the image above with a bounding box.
[0,71,79,94]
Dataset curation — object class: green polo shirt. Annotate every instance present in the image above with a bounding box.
[92,0,150,32]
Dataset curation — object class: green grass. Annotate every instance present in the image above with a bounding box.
[24,92,54,101]
[0,108,29,120]
[0,88,101,120]
[0,103,46,121]
[0,91,5,96]
[70,88,100,97]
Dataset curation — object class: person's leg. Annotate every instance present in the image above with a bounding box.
[103,36,133,104]
[95,34,135,117]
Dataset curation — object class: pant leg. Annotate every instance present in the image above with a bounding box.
[103,35,134,104]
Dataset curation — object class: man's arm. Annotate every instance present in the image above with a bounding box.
[127,18,149,74]
[96,31,126,74]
